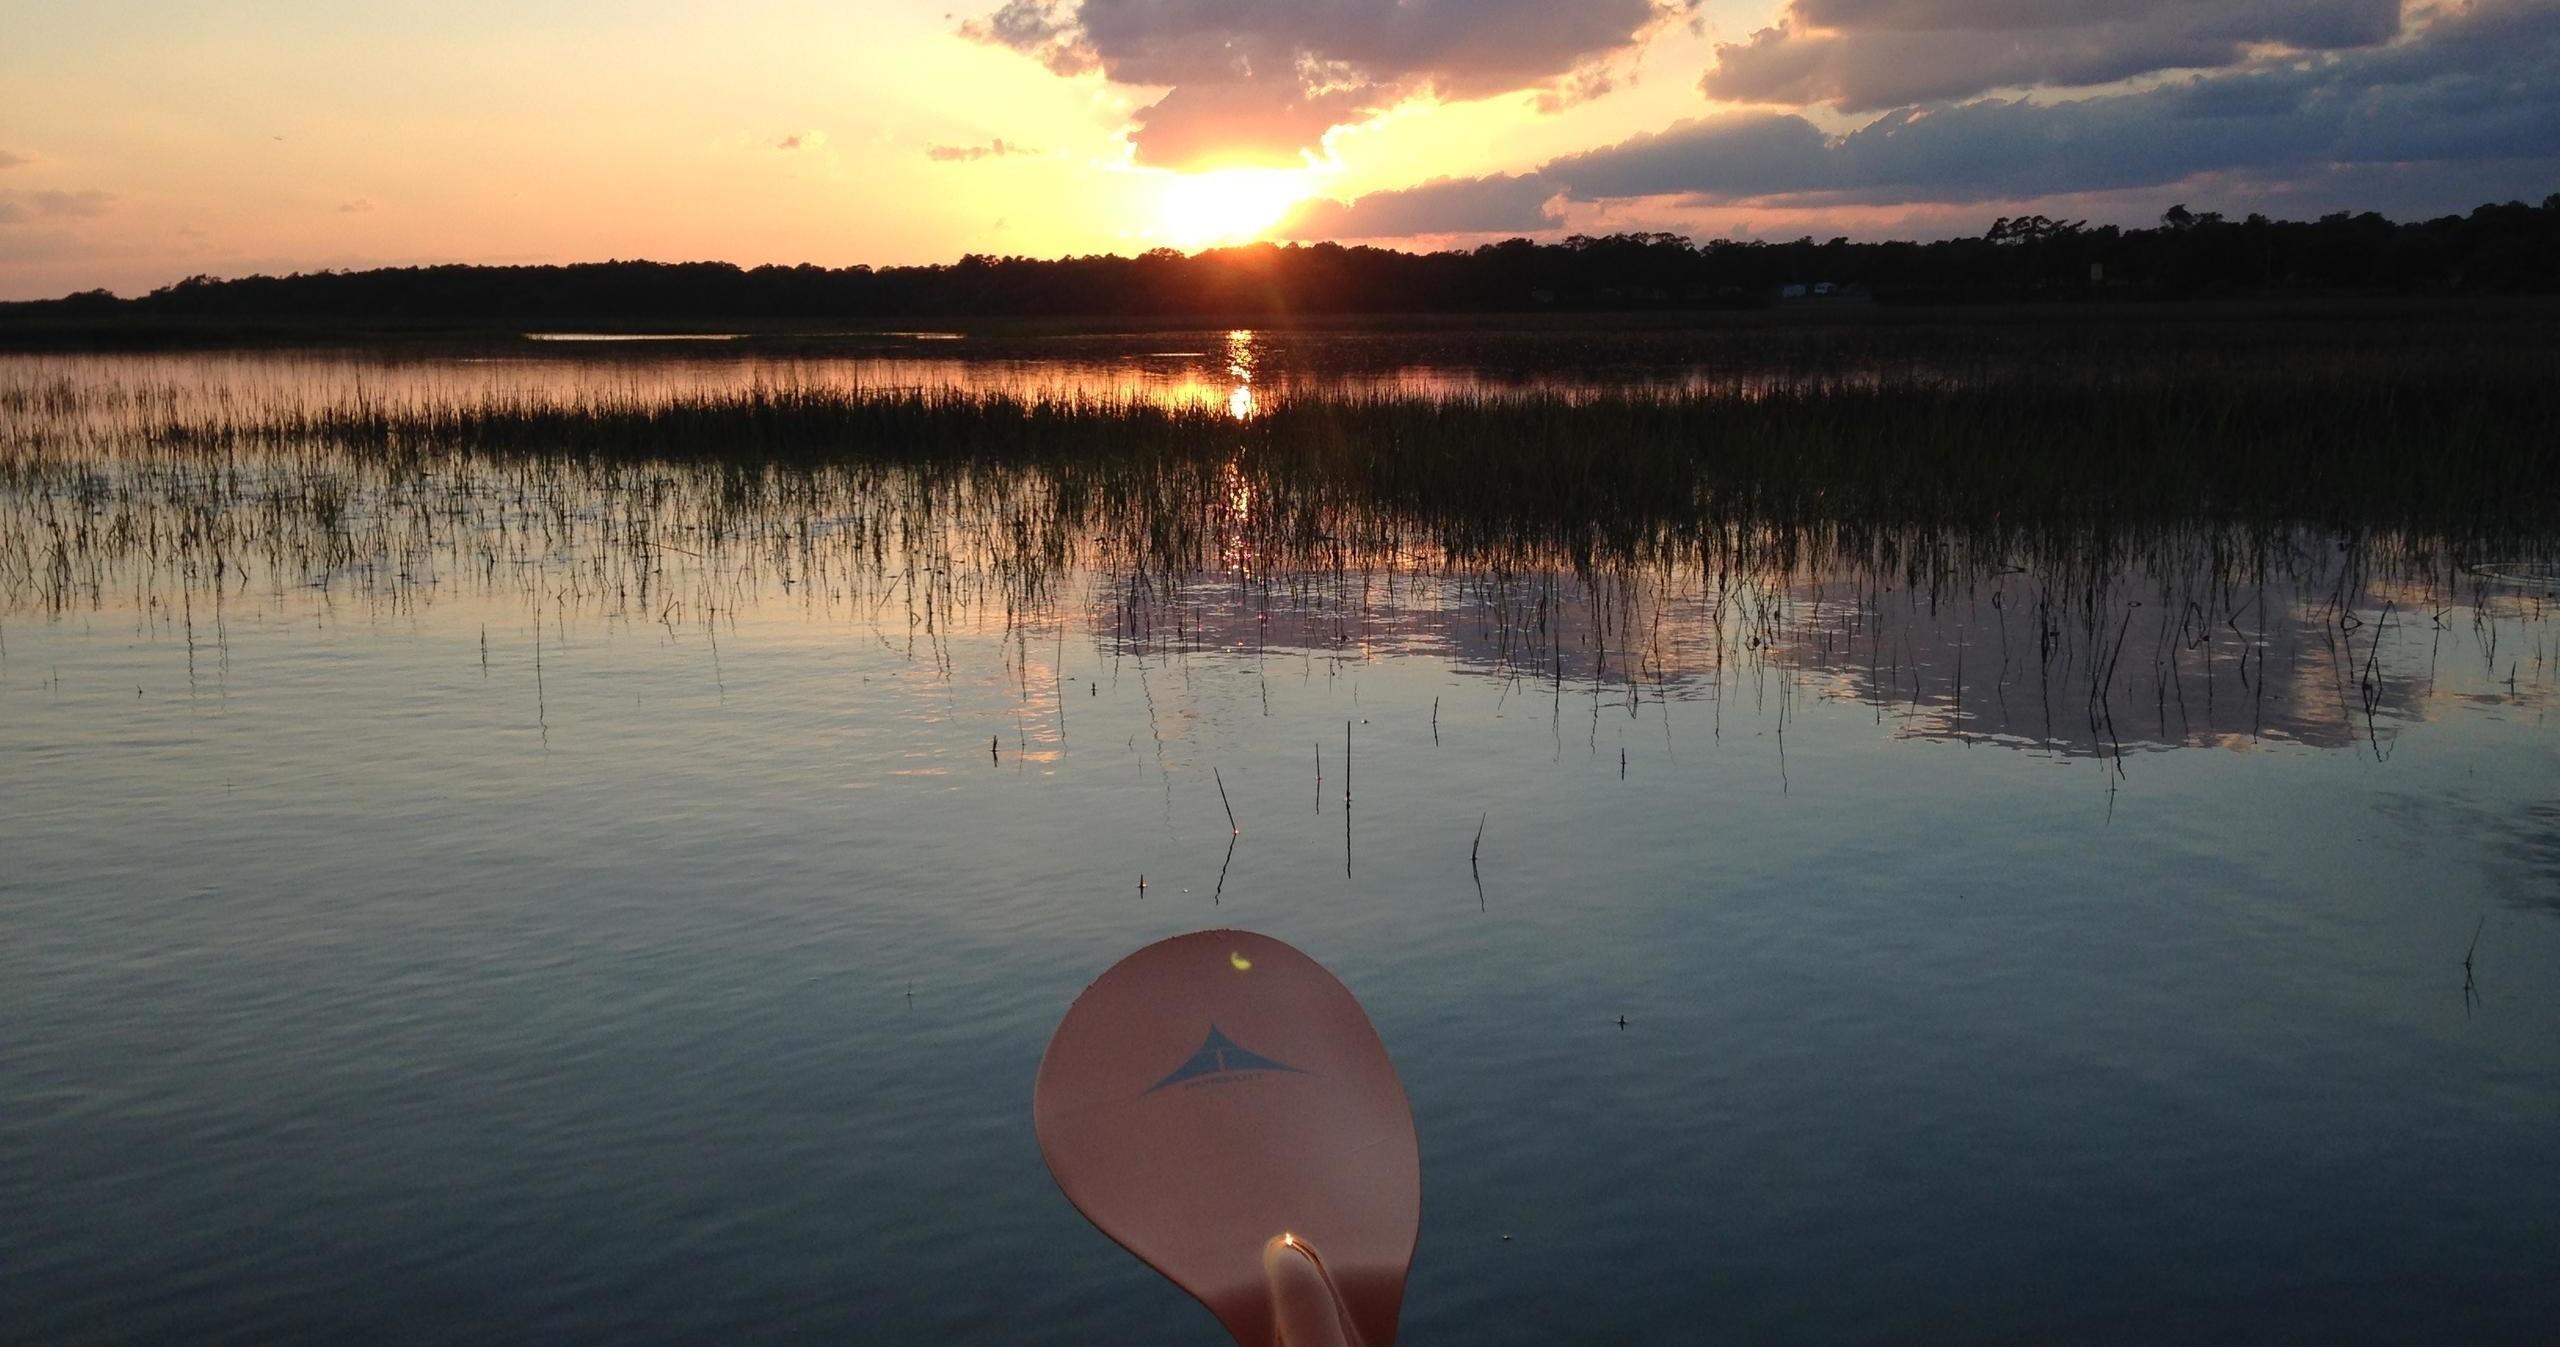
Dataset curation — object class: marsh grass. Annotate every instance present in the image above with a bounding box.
[2,343,2553,766]
[12,336,2554,542]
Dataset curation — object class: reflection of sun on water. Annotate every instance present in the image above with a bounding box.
[1217,458,1260,574]
[1225,329,1259,420]
[1158,170,1313,250]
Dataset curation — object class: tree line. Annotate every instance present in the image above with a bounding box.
[10,196,2558,324]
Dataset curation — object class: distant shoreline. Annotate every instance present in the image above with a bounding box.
[5,294,2559,352]
[6,199,2552,345]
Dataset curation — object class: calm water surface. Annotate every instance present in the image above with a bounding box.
[3,347,2557,1344]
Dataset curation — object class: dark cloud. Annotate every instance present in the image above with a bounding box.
[0,188,115,226]
[1671,0,2556,203]
[1298,1,2560,233]
[958,0,1099,76]
[1541,113,1836,200]
[336,198,378,213]
[961,0,1687,168]
[1279,174,1562,239]
[1707,0,2404,111]
[925,138,1042,162]
[0,150,29,170]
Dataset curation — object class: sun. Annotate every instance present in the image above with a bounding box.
[1156,168,1316,250]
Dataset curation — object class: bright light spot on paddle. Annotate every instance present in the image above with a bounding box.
[1230,951,1253,971]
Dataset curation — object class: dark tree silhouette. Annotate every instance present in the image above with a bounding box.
[4,196,2555,330]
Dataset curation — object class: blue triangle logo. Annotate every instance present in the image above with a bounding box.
[1147,1024,1307,1093]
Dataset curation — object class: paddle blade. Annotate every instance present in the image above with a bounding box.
[1034,930,1420,1347]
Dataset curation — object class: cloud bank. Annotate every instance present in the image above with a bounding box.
[1293,0,2560,237]
[1707,0,2406,111]
[962,0,1689,168]
[1282,175,1562,239]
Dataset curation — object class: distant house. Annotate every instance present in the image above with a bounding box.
[1778,283,1809,299]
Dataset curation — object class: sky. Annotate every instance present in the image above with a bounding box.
[2,0,2556,299]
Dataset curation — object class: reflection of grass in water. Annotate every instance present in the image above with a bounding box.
[2466,561,2560,592]
[4,443,2552,772]
[3,345,2554,765]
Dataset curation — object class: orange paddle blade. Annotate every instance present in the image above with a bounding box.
[1033,930,1421,1347]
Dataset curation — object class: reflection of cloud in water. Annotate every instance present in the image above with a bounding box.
[2502,801,2560,910]
[2372,791,2560,915]
[1092,549,2549,768]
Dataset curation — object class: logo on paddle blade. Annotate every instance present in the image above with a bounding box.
[1147,1024,1308,1093]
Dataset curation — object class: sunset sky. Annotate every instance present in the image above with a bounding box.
[3,0,2555,299]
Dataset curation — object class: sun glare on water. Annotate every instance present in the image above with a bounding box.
[1157,169,1315,250]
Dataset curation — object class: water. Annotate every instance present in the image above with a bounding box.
[3,347,2557,1345]
[0,325,1921,433]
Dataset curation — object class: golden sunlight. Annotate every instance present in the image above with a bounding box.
[1156,169,1317,250]
[1224,328,1259,420]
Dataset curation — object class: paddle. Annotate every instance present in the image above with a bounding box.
[1034,929,1421,1347]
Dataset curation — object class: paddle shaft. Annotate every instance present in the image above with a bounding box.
[1264,1236,1359,1347]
